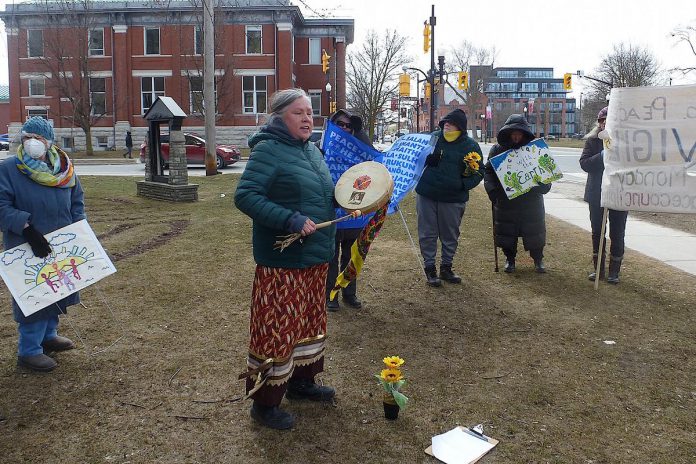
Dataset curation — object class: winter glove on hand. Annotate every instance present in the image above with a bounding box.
[22,225,52,258]
[425,152,440,167]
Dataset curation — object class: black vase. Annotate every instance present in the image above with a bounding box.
[383,401,399,420]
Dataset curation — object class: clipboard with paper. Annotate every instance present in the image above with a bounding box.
[425,425,498,463]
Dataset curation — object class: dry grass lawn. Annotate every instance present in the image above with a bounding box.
[0,175,694,463]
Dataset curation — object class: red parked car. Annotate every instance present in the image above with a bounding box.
[139,133,241,169]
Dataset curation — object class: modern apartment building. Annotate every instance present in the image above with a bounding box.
[472,65,576,138]
[0,0,353,149]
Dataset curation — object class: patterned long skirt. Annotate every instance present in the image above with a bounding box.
[244,263,329,406]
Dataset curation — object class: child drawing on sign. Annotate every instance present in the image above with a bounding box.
[52,262,76,291]
[41,273,59,293]
[69,258,81,280]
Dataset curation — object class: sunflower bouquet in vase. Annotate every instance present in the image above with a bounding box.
[375,356,409,420]
[463,151,482,177]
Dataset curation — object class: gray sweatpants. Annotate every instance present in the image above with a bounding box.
[416,194,467,268]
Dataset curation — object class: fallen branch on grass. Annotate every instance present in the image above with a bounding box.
[168,367,183,386]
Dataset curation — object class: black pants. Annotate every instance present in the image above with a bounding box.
[589,203,628,258]
[502,242,543,261]
[326,228,360,300]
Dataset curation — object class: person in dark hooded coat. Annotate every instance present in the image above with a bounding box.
[484,114,551,273]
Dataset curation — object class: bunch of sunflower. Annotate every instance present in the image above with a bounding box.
[375,356,409,408]
[463,151,482,177]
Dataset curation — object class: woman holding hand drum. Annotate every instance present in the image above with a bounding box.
[234,89,337,430]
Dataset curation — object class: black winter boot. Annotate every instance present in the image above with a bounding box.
[533,258,546,273]
[286,378,336,402]
[607,256,622,284]
[439,264,462,284]
[504,258,516,273]
[250,402,295,430]
[588,253,606,281]
[424,266,442,287]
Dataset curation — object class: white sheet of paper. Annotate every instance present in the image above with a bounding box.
[431,427,494,464]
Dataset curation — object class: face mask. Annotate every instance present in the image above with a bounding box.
[443,130,461,142]
[23,138,48,159]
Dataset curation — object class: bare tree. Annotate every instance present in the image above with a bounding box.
[581,43,663,132]
[671,22,696,77]
[444,40,496,140]
[34,0,106,155]
[345,30,410,140]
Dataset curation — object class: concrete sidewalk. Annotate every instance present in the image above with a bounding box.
[544,191,696,276]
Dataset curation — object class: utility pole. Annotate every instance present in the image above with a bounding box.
[203,0,217,176]
[429,4,436,132]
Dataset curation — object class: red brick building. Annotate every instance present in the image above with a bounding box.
[0,1,353,149]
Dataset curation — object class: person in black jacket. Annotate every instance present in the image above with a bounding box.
[484,114,551,273]
[579,106,627,284]
[124,131,133,159]
[322,109,374,311]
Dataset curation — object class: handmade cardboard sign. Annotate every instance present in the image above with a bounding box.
[0,220,116,316]
[601,84,696,213]
[488,138,563,199]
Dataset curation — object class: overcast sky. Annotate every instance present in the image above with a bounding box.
[0,0,694,99]
[298,0,696,98]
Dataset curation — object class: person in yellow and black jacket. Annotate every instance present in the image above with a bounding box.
[415,109,484,287]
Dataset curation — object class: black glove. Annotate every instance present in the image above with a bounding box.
[425,152,441,167]
[22,225,52,258]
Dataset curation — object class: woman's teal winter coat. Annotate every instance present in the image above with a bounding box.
[234,120,336,269]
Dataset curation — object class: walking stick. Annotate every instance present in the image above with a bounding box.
[492,202,499,272]
[594,207,609,290]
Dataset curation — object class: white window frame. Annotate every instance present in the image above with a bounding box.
[141,76,165,114]
[308,38,321,64]
[189,76,217,114]
[62,136,74,149]
[194,26,202,55]
[89,28,104,56]
[144,27,160,55]
[242,75,267,114]
[90,77,107,115]
[245,25,262,55]
[308,90,321,116]
[28,78,45,97]
[27,29,43,57]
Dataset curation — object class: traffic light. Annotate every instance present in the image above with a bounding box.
[424,82,431,99]
[563,73,572,90]
[322,49,331,74]
[329,101,337,113]
[399,73,411,97]
[457,71,469,90]
[423,21,431,53]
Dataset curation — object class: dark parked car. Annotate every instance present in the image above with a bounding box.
[139,133,241,169]
[0,133,10,151]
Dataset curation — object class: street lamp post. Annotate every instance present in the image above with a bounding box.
[523,106,528,122]
[325,82,332,116]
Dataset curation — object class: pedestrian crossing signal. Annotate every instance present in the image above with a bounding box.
[458,71,469,90]
[563,73,572,90]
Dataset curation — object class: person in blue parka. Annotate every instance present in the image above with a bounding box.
[0,117,85,372]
